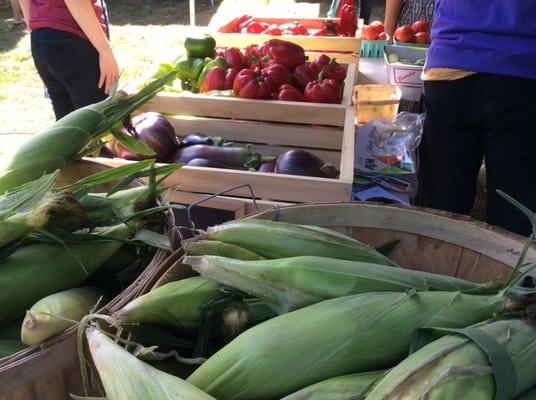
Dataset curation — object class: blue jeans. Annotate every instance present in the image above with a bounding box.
[31,28,106,120]
[417,73,536,236]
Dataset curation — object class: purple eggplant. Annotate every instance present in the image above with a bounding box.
[179,134,214,148]
[171,145,276,169]
[274,150,338,178]
[186,158,239,170]
[113,112,178,162]
[258,162,276,173]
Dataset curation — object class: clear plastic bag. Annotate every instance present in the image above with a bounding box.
[354,112,424,196]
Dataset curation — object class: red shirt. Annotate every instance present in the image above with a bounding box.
[29,0,107,40]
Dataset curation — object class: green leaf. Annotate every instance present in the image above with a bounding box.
[156,63,175,77]
[109,127,156,156]
[0,171,59,217]
[133,229,171,250]
[59,160,154,192]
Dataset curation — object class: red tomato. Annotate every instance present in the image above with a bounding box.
[411,20,430,34]
[362,25,379,40]
[377,31,389,40]
[369,20,385,33]
[394,25,415,42]
[414,31,430,44]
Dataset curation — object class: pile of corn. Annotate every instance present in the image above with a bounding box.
[81,218,536,400]
[0,162,175,359]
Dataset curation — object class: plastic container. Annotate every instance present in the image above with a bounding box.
[384,44,427,102]
[393,39,429,49]
[353,84,401,123]
[360,39,388,58]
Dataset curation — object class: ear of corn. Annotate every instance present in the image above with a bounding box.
[0,71,177,194]
[366,318,536,400]
[182,239,265,260]
[21,287,103,346]
[201,219,399,266]
[186,255,487,313]
[86,328,216,400]
[281,370,384,400]
[112,276,221,331]
[0,223,132,324]
[186,291,506,399]
[0,339,26,358]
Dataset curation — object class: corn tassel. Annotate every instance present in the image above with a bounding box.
[0,223,132,324]
[86,328,215,400]
[112,276,221,331]
[282,370,384,400]
[21,287,103,346]
[0,71,176,194]
[182,239,265,260]
[201,219,399,266]
[187,291,507,399]
[186,255,488,313]
[367,318,536,400]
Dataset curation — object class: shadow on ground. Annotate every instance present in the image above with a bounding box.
[0,1,27,52]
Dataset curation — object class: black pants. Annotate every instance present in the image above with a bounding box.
[417,74,536,236]
[31,28,106,120]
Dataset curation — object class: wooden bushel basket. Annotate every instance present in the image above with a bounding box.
[0,160,174,400]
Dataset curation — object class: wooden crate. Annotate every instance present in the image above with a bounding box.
[134,61,355,127]
[214,17,362,55]
[92,106,355,205]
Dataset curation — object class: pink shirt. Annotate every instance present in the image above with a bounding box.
[29,0,107,40]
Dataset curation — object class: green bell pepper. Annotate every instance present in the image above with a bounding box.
[204,89,236,98]
[184,34,217,58]
[197,57,228,90]
[175,57,206,82]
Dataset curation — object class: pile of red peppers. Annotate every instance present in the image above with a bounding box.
[201,39,346,104]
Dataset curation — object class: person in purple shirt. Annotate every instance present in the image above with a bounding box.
[417,0,536,236]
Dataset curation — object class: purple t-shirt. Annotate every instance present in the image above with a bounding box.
[425,0,536,80]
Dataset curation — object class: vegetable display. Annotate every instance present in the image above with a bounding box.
[226,15,357,37]
[395,19,431,44]
[154,36,348,104]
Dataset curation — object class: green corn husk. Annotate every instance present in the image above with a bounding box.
[200,219,399,266]
[182,239,265,260]
[21,287,103,346]
[0,339,26,358]
[517,388,536,399]
[186,255,489,313]
[0,71,177,194]
[86,328,215,400]
[112,277,222,331]
[282,370,384,400]
[0,223,132,324]
[367,319,536,400]
[187,291,508,399]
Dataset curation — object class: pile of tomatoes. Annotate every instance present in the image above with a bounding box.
[394,20,430,44]
[362,21,389,41]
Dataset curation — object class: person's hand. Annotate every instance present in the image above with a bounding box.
[98,48,119,95]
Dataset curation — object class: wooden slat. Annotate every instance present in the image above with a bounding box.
[170,115,343,150]
[339,109,356,181]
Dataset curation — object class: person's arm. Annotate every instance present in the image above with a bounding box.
[18,0,30,27]
[384,0,404,38]
[64,0,119,95]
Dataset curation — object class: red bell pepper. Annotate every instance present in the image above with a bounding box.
[262,39,306,72]
[245,44,269,69]
[292,63,317,91]
[336,0,354,17]
[321,58,347,83]
[243,21,269,34]
[310,54,331,74]
[224,47,244,70]
[233,69,274,99]
[276,84,305,102]
[339,4,357,37]
[279,21,309,36]
[224,68,239,90]
[234,15,254,32]
[304,72,342,104]
[200,67,227,93]
[261,63,292,89]
[262,24,282,35]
